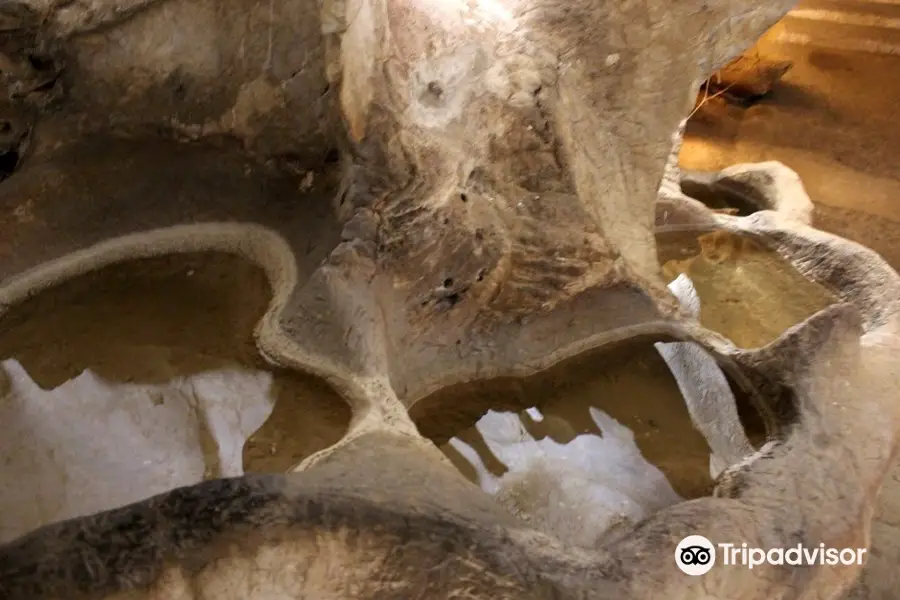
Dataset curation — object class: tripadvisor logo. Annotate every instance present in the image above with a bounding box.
[675,535,868,575]
[675,535,716,576]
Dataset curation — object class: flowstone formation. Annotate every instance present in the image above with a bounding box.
[2,0,900,598]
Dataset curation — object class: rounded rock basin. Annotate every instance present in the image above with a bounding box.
[0,252,351,543]
[414,338,762,549]
[656,227,837,348]
[415,227,836,547]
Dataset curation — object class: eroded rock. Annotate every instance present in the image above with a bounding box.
[1,0,899,599]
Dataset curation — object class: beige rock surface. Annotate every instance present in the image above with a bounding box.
[1,0,899,599]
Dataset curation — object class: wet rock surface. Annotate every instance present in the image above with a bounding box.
[0,0,899,599]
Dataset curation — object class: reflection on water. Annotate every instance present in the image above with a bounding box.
[435,230,829,544]
[657,229,837,348]
[0,355,276,543]
[442,406,682,548]
[425,340,719,548]
[0,252,350,542]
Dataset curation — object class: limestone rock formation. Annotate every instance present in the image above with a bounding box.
[1,0,900,599]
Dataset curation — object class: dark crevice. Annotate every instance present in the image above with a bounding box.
[679,178,759,217]
[26,53,53,71]
[323,147,340,164]
[0,147,18,179]
[441,292,461,308]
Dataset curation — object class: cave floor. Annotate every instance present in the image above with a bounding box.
[682,7,900,271]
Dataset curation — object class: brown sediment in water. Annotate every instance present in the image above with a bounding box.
[417,341,719,500]
[242,374,351,473]
[0,252,351,474]
[657,229,837,349]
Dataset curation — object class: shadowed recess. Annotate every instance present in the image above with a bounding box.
[679,178,759,216]
[0,252,350,541]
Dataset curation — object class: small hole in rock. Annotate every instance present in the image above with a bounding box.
[324,148,340,164]
[443,278,454,288]
[427,81,443,96]
[0,149,19,179]
[460,193,468,203]
[27,54,54,72]
[476,269,485,282]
